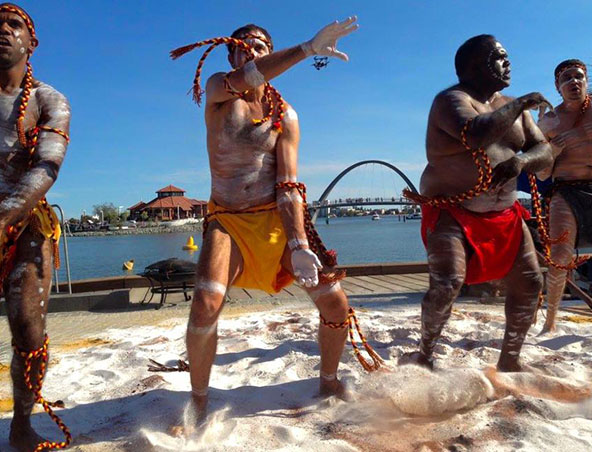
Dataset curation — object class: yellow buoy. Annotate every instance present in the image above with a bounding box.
[122,259,134,271]
[183,236,199,251]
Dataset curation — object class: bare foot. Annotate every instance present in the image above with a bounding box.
[398,351,434,370]
[167,394,208,438]
[9,420,48,452]
[319,378,351,401]
[537,323,557,336]
[496,356,526,373]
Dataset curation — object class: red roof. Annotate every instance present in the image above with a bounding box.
[128,201,146,211]
[144,196,195,211]
[156,184,185,193]
[189,198,207,206]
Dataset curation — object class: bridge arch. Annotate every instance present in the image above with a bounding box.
[311,159,419,222]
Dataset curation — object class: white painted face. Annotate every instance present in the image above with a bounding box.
[557,66,587,102]
[231,31,271,68]
[487,42,511,85]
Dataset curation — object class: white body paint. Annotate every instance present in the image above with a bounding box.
[284,107,298,121]
[187,320,218,336]
[209,105,278,209]
[191,387,208,397]
[309,281,341,300]
[243,60,266,88]
[194,280,226,296]
[0,81,70,217]
[277,191,303,206]
[287,237,308,250]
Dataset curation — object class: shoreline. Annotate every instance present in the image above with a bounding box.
[68,223,203,237]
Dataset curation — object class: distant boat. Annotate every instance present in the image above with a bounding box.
[406,213,422,220]
[372,213,381,221]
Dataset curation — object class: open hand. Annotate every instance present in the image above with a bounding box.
[303,16,359,61]
[291,248,323,287]
[520,92,553,113]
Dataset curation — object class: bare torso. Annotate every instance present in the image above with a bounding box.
[206,95,286,210]
[0,80,68,222]
[539,105,592,181]
[421,89,528,213]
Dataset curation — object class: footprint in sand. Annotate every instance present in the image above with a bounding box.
[90,369,117,379]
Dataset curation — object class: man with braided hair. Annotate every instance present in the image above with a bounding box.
[400,35,552,372]
[172,18,359,420]
[536,59,592,335]
[0,3,71,450]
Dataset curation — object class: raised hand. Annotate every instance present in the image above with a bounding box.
[301,16,359,62]
[519,92,553,113]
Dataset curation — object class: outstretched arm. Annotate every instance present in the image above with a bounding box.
[0,88,70,228]
[206,17,359,105]
[275,106,321,287]
[436,90,552,150]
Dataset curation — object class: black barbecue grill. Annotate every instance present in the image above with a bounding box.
[139,258,196,308]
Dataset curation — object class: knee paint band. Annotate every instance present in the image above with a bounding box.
[243,60,265,88]
[310,282,341,300]
[320,371,336,381]
[195,280,226,296]
[187,321,218,336]
[192,387,208,397]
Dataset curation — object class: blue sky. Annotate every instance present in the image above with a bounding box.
[16,0,592,218]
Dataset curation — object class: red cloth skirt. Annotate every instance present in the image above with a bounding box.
[421,201,530,285]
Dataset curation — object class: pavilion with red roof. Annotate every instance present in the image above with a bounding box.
[129,185,207,221]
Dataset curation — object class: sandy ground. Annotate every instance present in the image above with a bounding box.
[1,298,591,451]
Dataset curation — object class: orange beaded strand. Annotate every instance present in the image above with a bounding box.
[275,181,345,284]
[403,119,493,206]
[320,308,384,372]
[13,336,71,451]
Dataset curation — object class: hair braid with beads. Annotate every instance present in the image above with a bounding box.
[170,35,285,132]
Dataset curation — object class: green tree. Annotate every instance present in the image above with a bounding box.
[93,203,119,224]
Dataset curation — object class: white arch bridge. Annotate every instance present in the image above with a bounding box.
[309,159,420,223]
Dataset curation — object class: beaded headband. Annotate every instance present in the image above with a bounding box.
[0,4,35,41]
[555,62,587,84]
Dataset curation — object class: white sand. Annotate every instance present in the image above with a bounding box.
[1,299,591,451]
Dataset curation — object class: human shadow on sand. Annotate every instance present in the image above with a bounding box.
[0,378,322,448]
[535,334,589,350]
[215,337,391,366]
[215,339,319,366]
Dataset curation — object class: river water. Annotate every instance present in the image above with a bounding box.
[56,216,426,281]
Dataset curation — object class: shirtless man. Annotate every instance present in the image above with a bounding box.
[400,35,552,371]
[537,59,592,334]
[0,3,71,450]
[174,18,358,418]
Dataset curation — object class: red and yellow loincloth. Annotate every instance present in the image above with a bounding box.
[421,201,529,285]
[206,200,293,293]
[0,199,61,290]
